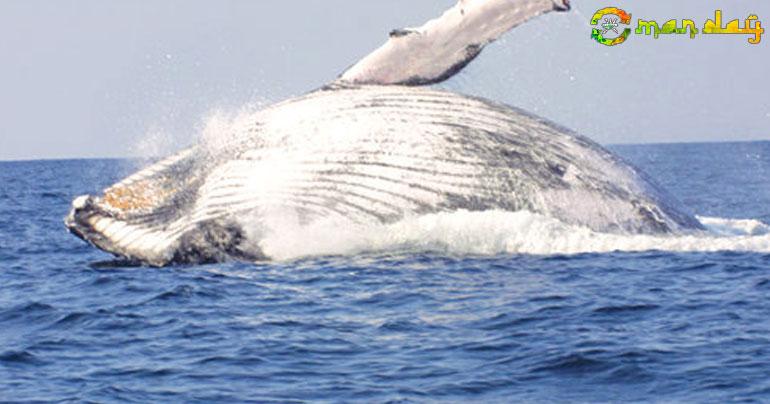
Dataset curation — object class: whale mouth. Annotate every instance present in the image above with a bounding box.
[63,148,266,266]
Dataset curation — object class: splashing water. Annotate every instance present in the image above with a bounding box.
[246,209,770,262]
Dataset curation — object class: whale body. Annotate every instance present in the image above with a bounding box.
[66,85,702,265]
[65,0,704,265]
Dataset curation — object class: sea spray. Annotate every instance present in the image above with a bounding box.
[245,209,770,262]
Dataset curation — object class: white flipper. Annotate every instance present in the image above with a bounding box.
[338,0,570,86]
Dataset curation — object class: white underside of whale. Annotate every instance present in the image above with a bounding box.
[63,0,713,266]
[66,85,701,265]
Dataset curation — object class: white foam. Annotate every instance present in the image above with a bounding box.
[246,210,770,262]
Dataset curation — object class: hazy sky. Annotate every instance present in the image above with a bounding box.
[0,0,768,160]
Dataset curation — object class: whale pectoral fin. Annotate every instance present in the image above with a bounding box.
[338,0,570,86]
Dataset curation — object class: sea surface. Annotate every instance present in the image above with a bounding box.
[2,141,770,403]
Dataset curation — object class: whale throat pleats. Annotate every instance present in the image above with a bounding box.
[65,86,702,266]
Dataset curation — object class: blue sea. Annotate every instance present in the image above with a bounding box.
[2,141,770,403]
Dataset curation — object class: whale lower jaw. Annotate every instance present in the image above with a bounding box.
[65,195,261,266]
[65,85,703,266]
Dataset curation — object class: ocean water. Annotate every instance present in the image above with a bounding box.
[2,141,770,402]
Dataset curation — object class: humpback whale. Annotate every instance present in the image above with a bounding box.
[66,0,703,266]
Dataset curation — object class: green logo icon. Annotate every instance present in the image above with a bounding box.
[591,7,632,46]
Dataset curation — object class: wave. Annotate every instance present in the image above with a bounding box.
[245,210,770,261]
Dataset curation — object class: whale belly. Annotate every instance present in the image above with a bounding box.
[65,85,702,265]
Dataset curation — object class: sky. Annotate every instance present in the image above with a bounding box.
[0,0,768,160]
